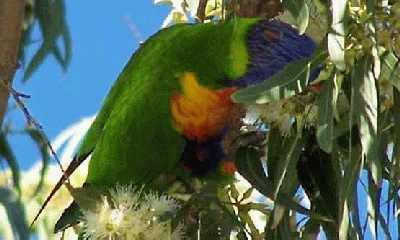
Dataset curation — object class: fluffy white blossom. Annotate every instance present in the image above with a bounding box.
[82,185,184,240]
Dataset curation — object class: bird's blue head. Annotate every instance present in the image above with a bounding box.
[234,19,319,87]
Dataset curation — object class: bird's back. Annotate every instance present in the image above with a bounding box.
[82,19,258,186]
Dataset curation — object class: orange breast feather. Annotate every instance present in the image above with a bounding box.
[170,72,237,142]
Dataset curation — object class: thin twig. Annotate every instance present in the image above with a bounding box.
[5,82,70,185]
[123,15,143,43]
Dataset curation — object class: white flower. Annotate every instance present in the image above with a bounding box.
[83,197,125,240]
[82,184,184,240]
[110,184,142,211]
[123,207,151,238]
[144,192,179,214]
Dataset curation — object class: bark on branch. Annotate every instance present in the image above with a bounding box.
[0,0,25,126]
[197,0,209,22]
[226,0,282,19]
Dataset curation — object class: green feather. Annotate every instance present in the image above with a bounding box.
[33,18,261,231]
[81,18,259,186]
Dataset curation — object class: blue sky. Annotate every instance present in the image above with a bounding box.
[9,1,169,169]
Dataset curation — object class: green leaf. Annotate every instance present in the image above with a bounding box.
[301,220,320,239]
[264,126,303,233]
[197,204,237,239]
[23,43,49,81]
[241,187,253,200]
[0,133,21,193]
[69,184,107,212]
[381,51,400,92]
[282,0,310,34]
[23,0,71,81]
[378,212,391,239]
[316,73,335,153]
[54,201,82,233]
[61,21,72,69]
[392,90,400,199]
[272,122,304,200]
[53,0,72,70]
[328,0,347,71]
[366,0,377,14]
[229,184,239,200]
[341,70,364,200]
[25,128,50,196]
[0,187,29,240]
[265,209,296,239]
[367,173,378,239]
[353,57,381,184]
[235,146,308,215]
[349,183,364,239]
[235,146,272,195]
[339,71,364,238]
[232,49,327,104]
[183,184,239,239]
[396,194,400,239]
[339,201,350,240]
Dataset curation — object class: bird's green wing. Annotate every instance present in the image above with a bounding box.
[33,18,258,231]
[85,18,258,186]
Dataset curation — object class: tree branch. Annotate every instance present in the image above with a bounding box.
[0,0,25,126]
[226,0,282,19]
[197,0,209,22]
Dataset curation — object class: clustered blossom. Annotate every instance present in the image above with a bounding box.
[82,185,184,240]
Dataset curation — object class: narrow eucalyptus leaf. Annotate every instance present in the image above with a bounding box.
[23,44,50,82]
[316,73,334,153]
[272,124,303,200]
[229,184,239,200]
[0,133,20,192]
[378,212,392,240]
[392,90,400,192]
[61,24,72,69]
[339,201,350,240]
[241,187,253,200]
[23,0,71,81]
[270,204,286,230]
[69,185,107,212]
[301,220,320,239]
[328,0,347,71]
[52,46,67,70]
[396,194,400,239]
[235,146,308,215]
[0,187,29,240]
[25,128,50,196]
[54,201,82,233]
[381,51,400,92]
[366,0,377,14]
[350,183,364,239]
[353,57,381,184]
[282,0,310,34]
[367,174,378,239]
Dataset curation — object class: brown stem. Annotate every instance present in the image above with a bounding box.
[226,0,282,19]
[197,0,209,22]
[0,0,25,126]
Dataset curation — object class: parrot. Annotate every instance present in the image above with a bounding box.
[31,18,318,231]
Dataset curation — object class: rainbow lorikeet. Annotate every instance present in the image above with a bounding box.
[32,18,317,231]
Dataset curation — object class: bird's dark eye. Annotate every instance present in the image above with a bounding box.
[264,29,281,42]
